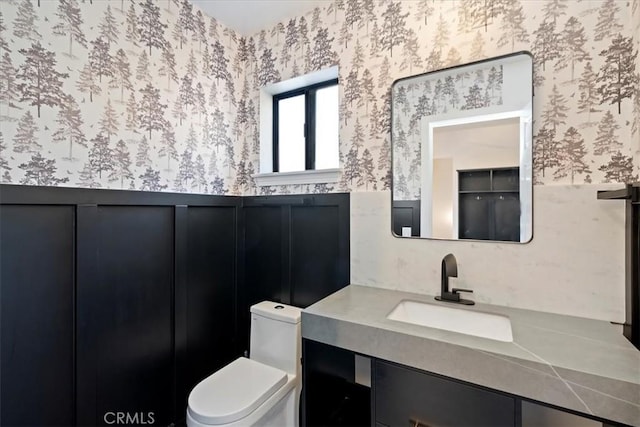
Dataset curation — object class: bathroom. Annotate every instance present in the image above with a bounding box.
[0,0,638,426]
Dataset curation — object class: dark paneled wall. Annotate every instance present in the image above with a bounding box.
[241,194,350,351]
[0,185,241,427]
[0,205,75,426]
[290,205,346,307]
[392,200,421,237]
[0,185,350,426]
[77,206,176,425]
[182,206,238,403]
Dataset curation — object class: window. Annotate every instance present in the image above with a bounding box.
[254,67,341,187]
[273,79,339,173]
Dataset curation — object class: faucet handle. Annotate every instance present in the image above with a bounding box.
[451,288,473,294]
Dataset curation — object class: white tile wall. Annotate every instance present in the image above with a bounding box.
[351,185,626,322]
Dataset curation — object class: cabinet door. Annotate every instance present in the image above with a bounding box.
[459,194,490,240]
[494,194,520,242]
[374,360,516,427]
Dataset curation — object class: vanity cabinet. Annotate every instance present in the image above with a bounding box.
[373,360,518,427]
[302,339,371,427]
[302,340,519,427]
[303,285,639,427]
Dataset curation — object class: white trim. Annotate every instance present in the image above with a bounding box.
[253,168,341,187]
[262,66,339,95]
[421,110,533,242]
[259,89,274,173]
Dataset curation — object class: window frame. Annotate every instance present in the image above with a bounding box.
[272,78,339,173]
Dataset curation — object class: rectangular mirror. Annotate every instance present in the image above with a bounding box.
[391,52,533,243]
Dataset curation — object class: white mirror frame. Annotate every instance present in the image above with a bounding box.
[421,111,533,241]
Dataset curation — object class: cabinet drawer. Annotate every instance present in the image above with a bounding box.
[374,360,516,427]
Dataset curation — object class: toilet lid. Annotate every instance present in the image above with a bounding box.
[188,357,288,425]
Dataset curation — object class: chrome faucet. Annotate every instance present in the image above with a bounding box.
[435,254,475,305]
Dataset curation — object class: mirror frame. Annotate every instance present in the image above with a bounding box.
[390,51,534,243]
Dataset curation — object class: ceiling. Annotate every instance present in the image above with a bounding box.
[433,118,520,159]
[191,0,331,35]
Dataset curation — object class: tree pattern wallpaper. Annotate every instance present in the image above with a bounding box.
[249,0,639,196]
[0,0,638,195]
[1,0,238,193]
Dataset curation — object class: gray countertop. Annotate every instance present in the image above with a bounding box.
[302,285,640,426]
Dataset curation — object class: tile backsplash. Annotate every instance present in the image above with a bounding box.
[351,185,626,322]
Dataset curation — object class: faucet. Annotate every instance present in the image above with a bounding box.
[435,254,475,305]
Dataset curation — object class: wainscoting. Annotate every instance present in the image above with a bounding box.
[241,194,350,351]
[0,185,350,426]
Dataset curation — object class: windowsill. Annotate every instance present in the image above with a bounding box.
[253,168,341,187]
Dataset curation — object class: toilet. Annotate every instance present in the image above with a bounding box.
[186,301,302,427]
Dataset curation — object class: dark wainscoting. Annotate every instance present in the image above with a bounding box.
[76,206,177,425]
[0,185,241,427]
[0,185,350,426]
[392,200,421,237]
[0,205,75,426]
[241,193,350,352]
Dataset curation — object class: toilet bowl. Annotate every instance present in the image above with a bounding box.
[186,302,302,427]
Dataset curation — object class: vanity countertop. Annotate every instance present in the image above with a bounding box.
[302,285,640,426]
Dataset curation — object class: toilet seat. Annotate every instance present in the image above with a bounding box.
[188,357,288,425]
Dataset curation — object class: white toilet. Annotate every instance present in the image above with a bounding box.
[186,301,302,427]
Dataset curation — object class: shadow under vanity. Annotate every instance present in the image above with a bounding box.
[301,286,640,427]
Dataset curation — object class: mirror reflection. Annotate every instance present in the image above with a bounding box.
[391,52,533,243]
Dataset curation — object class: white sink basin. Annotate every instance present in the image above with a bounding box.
[387,300,513,342]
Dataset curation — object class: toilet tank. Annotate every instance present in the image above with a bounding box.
[250,301,302,376]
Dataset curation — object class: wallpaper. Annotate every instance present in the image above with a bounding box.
[243,0,639,196]
[0,0,240,194]
[634,0,640,158]
[0,0,638,196]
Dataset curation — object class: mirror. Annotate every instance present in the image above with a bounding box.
[391,52,533,243]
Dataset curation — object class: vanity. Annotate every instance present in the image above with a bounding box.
[340,51,640,427]
[300,51,638,427]
[300,285,640,427]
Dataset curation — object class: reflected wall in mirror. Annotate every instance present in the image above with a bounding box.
[391,52,533,243]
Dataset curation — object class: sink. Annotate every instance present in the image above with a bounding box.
[386,300,513,342]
